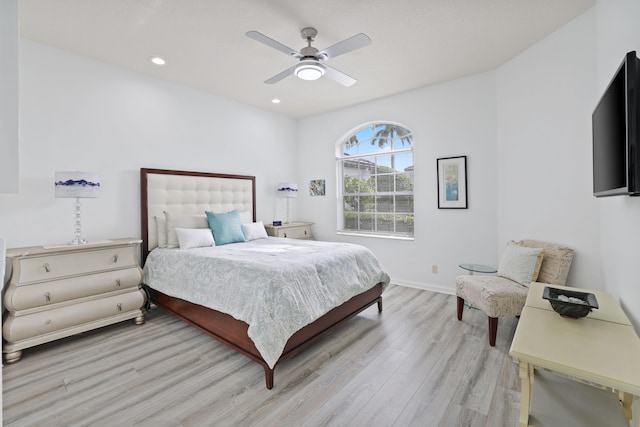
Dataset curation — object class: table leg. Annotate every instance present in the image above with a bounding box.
[518,361,533,427]
[619,391,632,422]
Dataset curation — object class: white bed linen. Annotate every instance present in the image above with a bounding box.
[143,237,390,368]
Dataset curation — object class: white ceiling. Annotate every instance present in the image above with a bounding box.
[19,0,595,119]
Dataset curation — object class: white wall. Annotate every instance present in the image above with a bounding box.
[298,72,499,293]
[496,9,601,289]
[594,0,640,329]
[0,0,19,193]
[0,40,298,248]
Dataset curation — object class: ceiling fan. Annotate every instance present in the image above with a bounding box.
[245,27,371,87]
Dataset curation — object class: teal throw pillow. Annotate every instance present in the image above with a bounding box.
[205,210,246,246]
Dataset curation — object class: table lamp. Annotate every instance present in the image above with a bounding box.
[277,182,297,224]
[55,171,101,245]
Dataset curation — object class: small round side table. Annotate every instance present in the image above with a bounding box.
[458,263,497,275]
[458,264,497,310]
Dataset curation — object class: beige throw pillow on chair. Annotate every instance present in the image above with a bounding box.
[497,241,544,286]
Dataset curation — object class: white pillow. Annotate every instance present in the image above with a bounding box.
[175,228,215,249]
[497,241,544,286]
[164,212,209,248]
[242,221,268,241]
[155,215,167,248]
[239,210,252,224]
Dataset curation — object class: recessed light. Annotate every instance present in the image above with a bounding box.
[149,56,166,66]
[271,99,281,104]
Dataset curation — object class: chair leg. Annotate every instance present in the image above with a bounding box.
[488,316,498,346]
[457,296,464,320]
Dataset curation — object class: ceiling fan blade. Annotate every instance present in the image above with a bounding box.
[317,33,371,60]
[324,65,357,87]
[246,31,302,58]
[264,64,297,84]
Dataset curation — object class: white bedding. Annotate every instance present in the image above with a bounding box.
[142,237,390,368]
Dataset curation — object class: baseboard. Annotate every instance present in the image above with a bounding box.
[389,280,455,296]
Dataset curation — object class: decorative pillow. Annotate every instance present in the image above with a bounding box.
[175,228,215,249]
[242,221,268,241]
[155,215,167,248]
[164,212,209,248]
[514,239,574,285]
[497,241,544,286]
[239,210,252,224]
[206,210,246,246]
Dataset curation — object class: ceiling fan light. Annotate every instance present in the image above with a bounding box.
[295,62,325,81]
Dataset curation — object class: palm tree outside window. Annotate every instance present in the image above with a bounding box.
[337,123,414,238]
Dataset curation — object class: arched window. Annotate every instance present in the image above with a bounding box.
[337,123,414,238]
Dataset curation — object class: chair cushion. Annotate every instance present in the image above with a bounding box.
[456,274,529,318]
[515,239,574,285]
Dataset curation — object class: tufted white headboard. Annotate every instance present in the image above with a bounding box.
[140,168,256,262]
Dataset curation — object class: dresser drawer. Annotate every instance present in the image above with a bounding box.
[14,245,138,284]
[278,226,312,239]
[5,267,142,311]
[3,291,145,342]
[265,223,313,239]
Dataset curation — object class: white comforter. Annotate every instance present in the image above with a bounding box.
[143,237,390,368]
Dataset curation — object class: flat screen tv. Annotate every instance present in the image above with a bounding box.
[592,51,640,197]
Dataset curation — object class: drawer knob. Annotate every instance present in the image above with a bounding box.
[113,254,119,263]
[284,233,287,238]
[117,303,122,312]
[43,263,51,273]
[44,292,51,302]
[115,278,121,287]
[304,230,307,235]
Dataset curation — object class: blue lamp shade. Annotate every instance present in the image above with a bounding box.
[277,182,298,198]
[55,171,101,198]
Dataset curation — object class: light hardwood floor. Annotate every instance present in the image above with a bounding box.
[3,285,521,427]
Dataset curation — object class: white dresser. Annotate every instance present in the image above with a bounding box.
[264,222,313,240]
[3,238,146,363]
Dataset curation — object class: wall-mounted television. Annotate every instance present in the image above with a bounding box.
[592,50,640,197]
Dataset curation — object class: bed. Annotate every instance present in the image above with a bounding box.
[140,168,390,389]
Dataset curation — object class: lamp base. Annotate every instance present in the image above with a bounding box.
[70,197,88,245]
[69,237,88,245]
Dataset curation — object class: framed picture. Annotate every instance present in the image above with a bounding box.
[309,179,326,196]
[437,156,467,209]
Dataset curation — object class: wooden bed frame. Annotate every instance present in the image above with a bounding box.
[140,168,384,389]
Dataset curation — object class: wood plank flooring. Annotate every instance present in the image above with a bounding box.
[2,285,521,427]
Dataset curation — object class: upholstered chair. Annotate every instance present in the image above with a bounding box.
[456,239,574,346]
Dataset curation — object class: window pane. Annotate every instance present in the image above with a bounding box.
[359,213,374,231]
[396,214,414,233]
[343,212,358,230]
[394,152,413,173]
[360,195,375,212]
[344,196,358,212]
[396,195,413,213]
[343,174,357,194]
[377,195,393,213]
[376,155,392,169]
[377,214,394,232]
[376,174,393,192]
[395,173,414,192]
[360,157,377,179]
[343,143,358,157]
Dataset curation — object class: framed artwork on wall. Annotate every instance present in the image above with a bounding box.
[309,179,326,196]
[437,155,467,209]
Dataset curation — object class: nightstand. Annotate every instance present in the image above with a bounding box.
[2,238,147,363]
[264,222,314,240]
